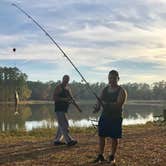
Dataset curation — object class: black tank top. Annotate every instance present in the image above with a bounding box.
[54,84,70,112]
[101,86,122,118]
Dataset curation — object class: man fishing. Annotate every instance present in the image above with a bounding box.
[53,75,78,146]
[93,70,127,163]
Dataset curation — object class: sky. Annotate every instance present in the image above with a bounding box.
[0,0,166,84]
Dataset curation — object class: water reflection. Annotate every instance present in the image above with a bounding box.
[0,104,32,131]
[0,102,163,131]
[25,113,155,131]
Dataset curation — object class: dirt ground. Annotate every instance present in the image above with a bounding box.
[0,123,165,166]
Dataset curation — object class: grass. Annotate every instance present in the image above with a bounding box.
[0,123,165,165]
[0,126,96,139]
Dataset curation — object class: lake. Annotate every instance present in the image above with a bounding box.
[0,101,164,131]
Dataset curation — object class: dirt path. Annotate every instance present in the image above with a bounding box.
[0,124,165,166]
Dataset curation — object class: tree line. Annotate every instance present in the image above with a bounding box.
[0,67,166,101]
[0,67,31,101]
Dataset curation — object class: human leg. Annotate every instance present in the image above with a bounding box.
[111,138,118,156]
[109,138,118,162]
[54,126,63,142]
[56,112,74,144]
[99,136,105,155]
[93,136,106,163]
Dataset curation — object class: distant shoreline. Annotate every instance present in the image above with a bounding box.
[0,99,165,106]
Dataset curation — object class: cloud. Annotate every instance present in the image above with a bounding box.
[0,0,166,83]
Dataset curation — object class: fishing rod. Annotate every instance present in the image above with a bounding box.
[12,3,104,108]
[67,92,82,113]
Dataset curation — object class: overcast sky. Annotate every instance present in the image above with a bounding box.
[0,0,166,84]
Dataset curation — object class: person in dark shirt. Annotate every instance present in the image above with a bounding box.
[93,70,127,163]
[53,75,77,146]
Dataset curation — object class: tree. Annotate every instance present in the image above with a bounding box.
[0,67,31,101]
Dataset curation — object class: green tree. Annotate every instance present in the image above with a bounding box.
[0,67,31,101]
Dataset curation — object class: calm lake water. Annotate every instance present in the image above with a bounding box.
[0,101,164,131]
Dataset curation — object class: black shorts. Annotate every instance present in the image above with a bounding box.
[98,116,122,138]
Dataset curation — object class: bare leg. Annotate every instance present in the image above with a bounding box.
[93,136,106,163]
[99,136,105,155]
[111,138,118,156]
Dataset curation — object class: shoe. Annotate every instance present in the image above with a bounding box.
[108,155,116,163]
[93,154,106,163]
[67,140,78,146]
[54,141,66,146]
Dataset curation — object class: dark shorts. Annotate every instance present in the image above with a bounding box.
[98,116,122,138]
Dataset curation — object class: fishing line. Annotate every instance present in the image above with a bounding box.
[12,3,104,108]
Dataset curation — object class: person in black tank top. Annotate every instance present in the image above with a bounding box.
[53,75,77,146]
[93,70,127,163]
[54,84,70,112]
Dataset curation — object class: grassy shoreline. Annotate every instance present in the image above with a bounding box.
[0,122,165,138]
[0,123,165,165]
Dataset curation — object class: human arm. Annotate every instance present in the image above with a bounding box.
[93,91,104,113]
[67,87,82,112]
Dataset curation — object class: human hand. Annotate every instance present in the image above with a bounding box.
[62,97,72,103]
[93,104,100,113]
